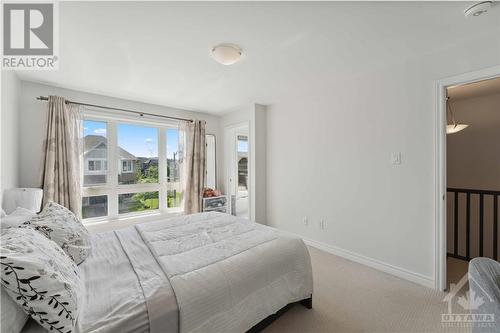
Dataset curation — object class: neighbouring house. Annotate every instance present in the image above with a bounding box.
[84,135,137,185]
[138,157,158,174]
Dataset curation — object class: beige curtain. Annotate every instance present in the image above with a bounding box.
[182,120,206,214]
[41,96,83,216]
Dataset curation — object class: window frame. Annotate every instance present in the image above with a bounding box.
[82,109,183,223]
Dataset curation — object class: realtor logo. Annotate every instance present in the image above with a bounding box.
[441,273,495,329]
[2,2,58,69]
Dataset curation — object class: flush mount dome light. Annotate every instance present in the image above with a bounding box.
[211,44,242,65]
[464,1,492,17]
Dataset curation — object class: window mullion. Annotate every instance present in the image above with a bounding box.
[108,121,119,218]
[159,128,167,212]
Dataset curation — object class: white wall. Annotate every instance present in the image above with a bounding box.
[254,105,267,224]
[18,81,223,189]
[266,34,500,287]
[1,72,21,204]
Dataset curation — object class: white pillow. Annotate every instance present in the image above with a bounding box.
[2,188,43,215]
[1,288,29,333]
[0,227,82,333]
[26,202,91,265]
[0,207,36,229]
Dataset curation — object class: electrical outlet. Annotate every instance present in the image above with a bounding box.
[303,216,309,226]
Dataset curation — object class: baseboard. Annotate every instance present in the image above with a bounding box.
[300,236,435,289]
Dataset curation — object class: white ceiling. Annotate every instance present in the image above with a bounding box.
[17,1,500,114]
[448,76,500,100]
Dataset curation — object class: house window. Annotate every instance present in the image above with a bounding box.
[121,160,133,173]
[81,117,183,221]
[88,160,107,171]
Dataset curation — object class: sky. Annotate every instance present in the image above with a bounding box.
[238,139,248,152]
[84,120,179,158]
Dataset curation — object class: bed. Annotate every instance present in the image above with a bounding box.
[21,212,313,333]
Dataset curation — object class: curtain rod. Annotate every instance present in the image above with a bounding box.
[36,96,194,122]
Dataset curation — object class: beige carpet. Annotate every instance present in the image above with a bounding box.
[263,247,471,333]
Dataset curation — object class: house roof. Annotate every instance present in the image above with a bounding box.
[84,135,136,159]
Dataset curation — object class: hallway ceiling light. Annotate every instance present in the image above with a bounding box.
[211,44,242,65]
[446,124,469,134]
[446,97,469,134]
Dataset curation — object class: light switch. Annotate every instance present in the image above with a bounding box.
[391,152,402,165]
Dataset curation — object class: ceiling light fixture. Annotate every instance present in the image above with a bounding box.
[211,44,242,65]
[464,1,492,17]
[446,97,469,134]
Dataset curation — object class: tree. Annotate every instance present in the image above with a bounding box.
[130,164,159,211]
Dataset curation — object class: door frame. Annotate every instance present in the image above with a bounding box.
[434,65,500,291]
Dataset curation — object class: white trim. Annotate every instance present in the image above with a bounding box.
[301,236,435,289]
[158,128,167,213]
[107,121,119,217]
[83,209,183,226]
[434,65,500,291]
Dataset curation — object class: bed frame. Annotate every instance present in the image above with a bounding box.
[246,295,313,333]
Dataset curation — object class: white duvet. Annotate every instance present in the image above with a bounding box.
[22,212,313,333]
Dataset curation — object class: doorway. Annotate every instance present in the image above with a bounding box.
[225,122,250,219]
[435,66,500,291]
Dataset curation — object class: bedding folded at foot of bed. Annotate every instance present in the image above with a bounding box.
[135,212,313,333]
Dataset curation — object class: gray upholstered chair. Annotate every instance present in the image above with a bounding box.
[469,258,500,333]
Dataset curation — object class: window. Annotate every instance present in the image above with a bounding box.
[237,135,248,190]
[121,160,133,173]
[119,192,159,214]
[87,160,107,171]
[81,116,183,221]
[117,124,158,185]
[205,134,216,189]
[82,195,108,218]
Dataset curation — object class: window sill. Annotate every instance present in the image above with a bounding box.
[83,209,183,232]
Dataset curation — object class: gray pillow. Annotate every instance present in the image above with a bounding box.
[0,227,83,333]
[26,202,90,265]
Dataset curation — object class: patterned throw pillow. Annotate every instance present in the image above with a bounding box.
[26,202,90,265]
[0,227,82,333]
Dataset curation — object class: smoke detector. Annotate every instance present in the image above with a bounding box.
[464,1,492,17]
